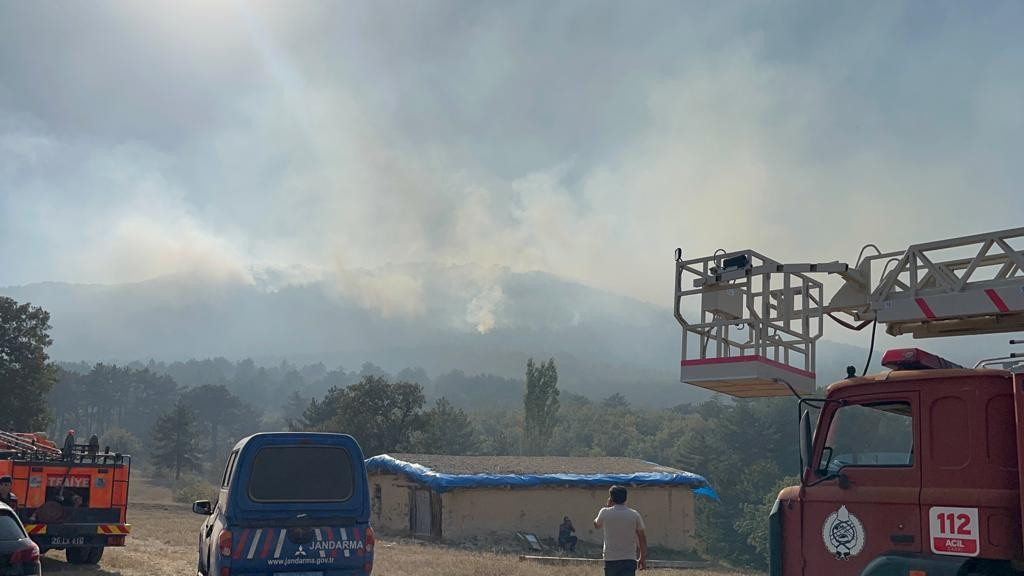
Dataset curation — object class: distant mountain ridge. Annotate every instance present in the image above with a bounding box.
[5,264,1004,406]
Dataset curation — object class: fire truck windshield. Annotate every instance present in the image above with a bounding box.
[823,402,914,473]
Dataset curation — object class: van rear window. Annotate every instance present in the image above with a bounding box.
[248,446,354,502]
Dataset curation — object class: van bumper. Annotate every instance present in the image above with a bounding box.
[226,565,370,569]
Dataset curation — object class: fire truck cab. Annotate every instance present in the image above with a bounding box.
[0,430,131,565]
[771,350,1024,575]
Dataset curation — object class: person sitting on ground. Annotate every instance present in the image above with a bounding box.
[0,476,18,509]
[558,516,578,552]
[594,485,648,575]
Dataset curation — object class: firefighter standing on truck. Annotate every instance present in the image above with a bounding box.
[0,475,17,508]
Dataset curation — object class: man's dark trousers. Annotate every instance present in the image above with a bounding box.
[604,559,637,576]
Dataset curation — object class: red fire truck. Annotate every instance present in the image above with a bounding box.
[0,430,131,565]
[674,227,1024,575]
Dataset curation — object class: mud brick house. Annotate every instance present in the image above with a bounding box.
[365,454,716,551]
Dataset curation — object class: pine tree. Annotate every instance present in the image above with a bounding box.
[150,401,201,481]
[415,398,480,455]
[284,390,309,425]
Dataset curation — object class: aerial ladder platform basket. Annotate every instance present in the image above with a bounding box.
[674,227,1024,397]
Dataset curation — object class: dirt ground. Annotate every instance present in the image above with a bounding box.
[39,479,758,576]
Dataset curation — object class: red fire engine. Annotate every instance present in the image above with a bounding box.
[674,227,1024,575]
[0,430,131,565]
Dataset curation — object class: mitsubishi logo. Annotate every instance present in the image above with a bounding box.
[294,545,307,557]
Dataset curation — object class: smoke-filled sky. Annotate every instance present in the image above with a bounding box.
[2,1,1023,312]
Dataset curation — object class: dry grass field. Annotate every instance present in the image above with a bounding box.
[38,478,758,576]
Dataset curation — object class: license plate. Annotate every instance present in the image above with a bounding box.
[274,573,322,576]
[49,536,87,546]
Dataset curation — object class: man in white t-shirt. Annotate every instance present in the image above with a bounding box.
[593,485,647,575]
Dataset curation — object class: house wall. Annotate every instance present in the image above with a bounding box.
[368,473,696,551]
[442,485,696,551]
[369,473,416,533]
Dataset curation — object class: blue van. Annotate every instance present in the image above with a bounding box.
[193,433,374,576]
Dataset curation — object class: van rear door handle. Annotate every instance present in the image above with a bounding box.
[890,533,914,544]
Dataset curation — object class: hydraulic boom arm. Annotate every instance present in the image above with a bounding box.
[674,227,1024,397]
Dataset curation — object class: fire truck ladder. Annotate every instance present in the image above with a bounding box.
[0,431,62,459]
[674,227,1024,397]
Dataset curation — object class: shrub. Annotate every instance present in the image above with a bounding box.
[172,475,217,505]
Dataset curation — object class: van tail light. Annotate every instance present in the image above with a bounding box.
[363,525,375,574]
[220,568,231,576]
[365,526,375,553]
[219,529,233,557]
[11,542,40,564]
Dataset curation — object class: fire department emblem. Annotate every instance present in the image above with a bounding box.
[823,506,864,559]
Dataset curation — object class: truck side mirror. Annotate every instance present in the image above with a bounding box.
[819,447,833,475]
[192,500,213,515]
[799,410,813,479]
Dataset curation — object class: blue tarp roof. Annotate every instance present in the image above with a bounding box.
[364,454,718,500]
